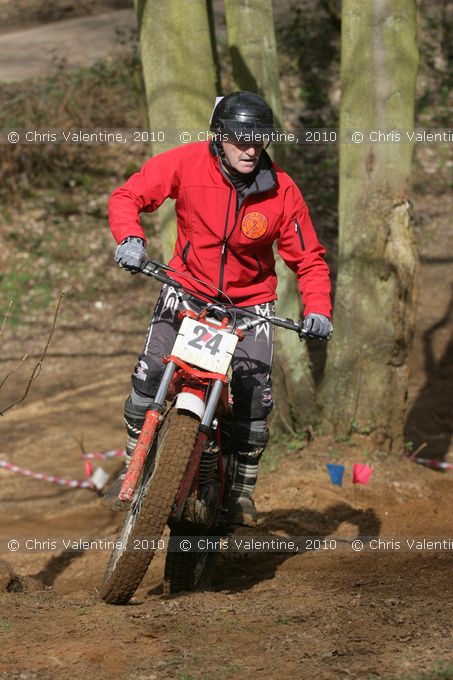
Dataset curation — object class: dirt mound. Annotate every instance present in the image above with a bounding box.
[0,558,43,593]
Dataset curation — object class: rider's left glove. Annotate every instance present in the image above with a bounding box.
[302,313,333,341]
[114,236,147,272]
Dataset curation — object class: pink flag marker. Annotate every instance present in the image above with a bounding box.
[352,463,373,485]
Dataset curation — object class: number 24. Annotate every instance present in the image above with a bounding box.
[187,325,222,356]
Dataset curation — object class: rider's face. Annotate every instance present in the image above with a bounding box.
[221,140,264,174]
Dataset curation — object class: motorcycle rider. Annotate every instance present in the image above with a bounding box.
[105,91,332,526]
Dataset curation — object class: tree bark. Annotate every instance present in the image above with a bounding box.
[224,0,316,431]
[135,0,218,260]
[224,0,283,130]
[320,0,419,451]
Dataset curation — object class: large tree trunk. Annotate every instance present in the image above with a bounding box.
[135,0,218,260]
[224,0,316,431]
[224,0,283,129]
[320,0,419,451]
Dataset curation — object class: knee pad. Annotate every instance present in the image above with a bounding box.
[124,395,149,442]
[231,417,270,452]
[131,358,164,399]
[130,387,153,409]
[232,386,273,420]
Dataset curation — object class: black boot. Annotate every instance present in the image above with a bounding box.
[103,397,147,511]
[223,446,264,527]
[222,419,269,527]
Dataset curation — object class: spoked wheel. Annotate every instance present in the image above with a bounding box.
[99,409,200,604]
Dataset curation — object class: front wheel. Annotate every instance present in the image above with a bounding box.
[99,409,200,604]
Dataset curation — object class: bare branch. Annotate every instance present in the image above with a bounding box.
[277,410,299,438]
[0,300,13,340]
[0,292,64,416]
[0,353,28,391]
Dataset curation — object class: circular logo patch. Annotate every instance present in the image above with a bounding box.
[241,212,269,240]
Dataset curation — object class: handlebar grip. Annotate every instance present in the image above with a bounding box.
[141,260,182,288]
[270,317,303,333]
[153,271,178,286]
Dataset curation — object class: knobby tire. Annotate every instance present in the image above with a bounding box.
[99,409,199,604]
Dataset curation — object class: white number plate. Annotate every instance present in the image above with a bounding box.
[171,317,238,374]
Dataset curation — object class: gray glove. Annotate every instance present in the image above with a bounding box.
[114,236,147,271]
[302,313,333,340]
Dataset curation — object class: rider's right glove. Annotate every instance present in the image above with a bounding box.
[114,236,147,272]
[302,313,333,341]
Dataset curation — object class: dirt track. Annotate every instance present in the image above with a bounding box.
[1,396,453,679]
[0,9,136,82]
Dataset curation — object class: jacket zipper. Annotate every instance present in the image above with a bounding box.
[218,164,274,296]
[295,218,306,251]
[181,240,191,263]
[218,187,233,294]
[253,254,263,276]
[219,200,249,295]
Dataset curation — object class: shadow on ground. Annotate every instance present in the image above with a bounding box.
[404,280,453,461]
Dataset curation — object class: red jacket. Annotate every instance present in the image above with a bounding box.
[109,141,331,317]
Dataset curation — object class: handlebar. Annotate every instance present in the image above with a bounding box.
[139,259,318,340]
[141,259,177,287]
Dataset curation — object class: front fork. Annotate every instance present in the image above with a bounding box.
[171,378,226,521]
[119,361,226,504]
[119,362,177,502]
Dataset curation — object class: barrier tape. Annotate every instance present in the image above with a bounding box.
[0,449,126,491]
[413,457,453,470]
[82,449,125,481]
[84,449,125,461]
[1,451,450,493]
[0,459,96,489]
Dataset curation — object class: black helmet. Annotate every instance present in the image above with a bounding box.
[210,91,275,140]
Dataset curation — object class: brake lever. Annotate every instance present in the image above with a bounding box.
[141,259,159,274]
[301,328,333,342]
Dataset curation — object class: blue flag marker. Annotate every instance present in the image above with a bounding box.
[326,463,345,487]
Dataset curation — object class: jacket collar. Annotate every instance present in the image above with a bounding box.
[209,141,277,195]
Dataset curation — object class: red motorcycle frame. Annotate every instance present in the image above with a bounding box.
[100,260,310,604]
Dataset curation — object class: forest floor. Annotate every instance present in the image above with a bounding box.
[1,1,453,679]
[0,9,136,82]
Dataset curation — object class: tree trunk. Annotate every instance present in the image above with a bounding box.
[224,0,283,130]
[135,0,218,260]
[320,0,419,451]
[225,0,316,431]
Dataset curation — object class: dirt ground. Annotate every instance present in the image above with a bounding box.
[1,3,453,680]
[0,9,137,82]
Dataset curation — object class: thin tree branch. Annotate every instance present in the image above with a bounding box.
[0,300,13,340]
[277,410,299,438]
[0,353,28,391]
[0,292,64,416]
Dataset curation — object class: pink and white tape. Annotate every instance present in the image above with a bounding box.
[0,459,96,489]
[83,449,125,480]
[0,448,126,491]
[84,449,125,461]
